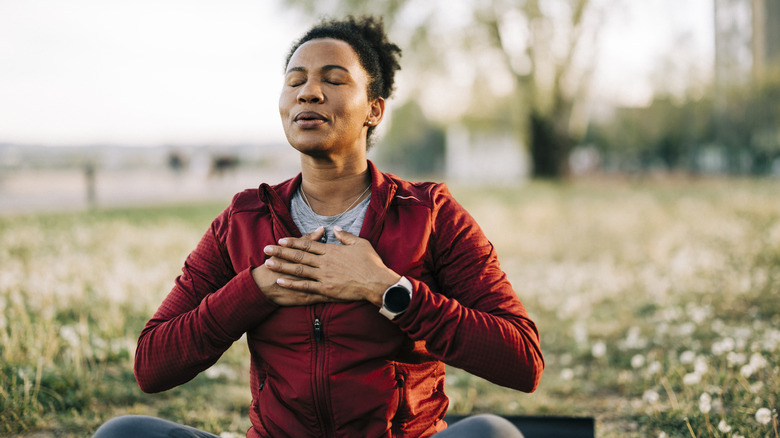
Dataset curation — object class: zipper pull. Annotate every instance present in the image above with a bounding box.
[314,317,322,342]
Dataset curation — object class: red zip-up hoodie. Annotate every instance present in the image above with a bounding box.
[134,161,544,437]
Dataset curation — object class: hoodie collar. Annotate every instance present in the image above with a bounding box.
[257,160,397,242]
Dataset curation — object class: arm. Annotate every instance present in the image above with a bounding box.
[394,185,544,392]
[134,205,279,393]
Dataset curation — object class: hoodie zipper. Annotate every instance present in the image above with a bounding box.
[312,306,335,436]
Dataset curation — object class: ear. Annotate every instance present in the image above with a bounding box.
[365,97,385,127]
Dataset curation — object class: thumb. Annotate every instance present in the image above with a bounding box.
[333,226,359,245]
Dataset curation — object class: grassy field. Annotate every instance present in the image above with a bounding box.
[1,177,778,437]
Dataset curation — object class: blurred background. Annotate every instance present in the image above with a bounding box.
[1,0,778,213]
[1,1,779,437]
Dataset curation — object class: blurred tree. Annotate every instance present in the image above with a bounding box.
[585,77,780,176]
[376,100,446,176]
[585,95,713,173]
[283,0,607,179]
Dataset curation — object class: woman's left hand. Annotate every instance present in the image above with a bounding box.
[263,226,400,307]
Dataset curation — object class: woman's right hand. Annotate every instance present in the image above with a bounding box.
[251,227,336,306]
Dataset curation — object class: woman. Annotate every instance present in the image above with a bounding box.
[95,16,543,438]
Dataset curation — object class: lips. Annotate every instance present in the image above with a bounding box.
[294,111,328,128]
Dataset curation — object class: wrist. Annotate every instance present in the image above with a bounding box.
[369,270,401,307]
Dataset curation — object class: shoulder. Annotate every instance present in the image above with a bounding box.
[383,172,453,210]
[212,176,296,234]
[226,175,297,214]
[229,188,265,213]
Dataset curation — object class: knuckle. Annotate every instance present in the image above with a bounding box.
[293,251,304,262]
[294,265,304,276]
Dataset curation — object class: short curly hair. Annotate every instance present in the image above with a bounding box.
[285,16,402,142]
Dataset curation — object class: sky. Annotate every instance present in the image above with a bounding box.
[0,0,714,147]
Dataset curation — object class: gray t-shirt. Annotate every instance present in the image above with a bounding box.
[290,188,371,244]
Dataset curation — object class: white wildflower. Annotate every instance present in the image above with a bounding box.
[622,327,647,349]
[740,364,754,378]
[717,420,731,433]
[560,368,574,381]
[755,407,772,425]
[60,325,80,347]
[683,372,701,385]
[647,361,662,375]
[678,322,696,337]
[591,341,607,358]
[658,432,667,438]
[727,352,746,366]
[711,337,735,355]
[699,393,711,414]
[642,389,660,404]
[631,354,645,369]
[749,353,767,370]
[694,356,708,374]
[687,304,711,324]
[749,381,764,393]
[680,350,696,364]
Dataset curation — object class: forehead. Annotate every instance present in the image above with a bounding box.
[287,38,363,73]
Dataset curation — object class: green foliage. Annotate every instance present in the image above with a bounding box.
[587,79,780,174]
[377,100,445,176]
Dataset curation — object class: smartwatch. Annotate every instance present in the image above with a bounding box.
[379,276,413,320]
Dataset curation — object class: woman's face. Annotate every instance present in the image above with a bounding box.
[279,38,383,158]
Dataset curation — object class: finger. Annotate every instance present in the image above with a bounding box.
[276,236,327,255]
[276,277,322,294]
[332,225,360,245]
[264,245,319,265]
[265,257,318,278]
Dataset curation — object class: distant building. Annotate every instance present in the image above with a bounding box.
[445,124,529,183]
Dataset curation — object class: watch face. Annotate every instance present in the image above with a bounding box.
[384,286,411,313]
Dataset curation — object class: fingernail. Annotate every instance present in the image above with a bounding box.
[278,238,288,245]
[316,226,324,231]
[276,278,286,285]
[334,226,343,232]
[265,259,275,267]
[263,245,273,254]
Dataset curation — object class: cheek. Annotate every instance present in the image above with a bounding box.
[339,97,370,123]
[278,92,289,118]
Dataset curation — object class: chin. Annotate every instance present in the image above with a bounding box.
[289,139,332,158]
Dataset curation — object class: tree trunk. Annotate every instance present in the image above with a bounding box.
[529,113,572,178]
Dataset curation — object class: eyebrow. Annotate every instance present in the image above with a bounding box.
[285,64,351,75]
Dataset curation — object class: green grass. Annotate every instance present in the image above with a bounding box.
[1,179,779,437]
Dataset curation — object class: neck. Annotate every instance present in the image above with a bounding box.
[299,155,371,216]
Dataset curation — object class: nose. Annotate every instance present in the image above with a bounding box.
[297,81,323,103]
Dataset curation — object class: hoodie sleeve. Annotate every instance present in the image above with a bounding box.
[134,199,279,393]
[394,184,544,392]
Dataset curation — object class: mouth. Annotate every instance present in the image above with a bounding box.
[294,111,328,128]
